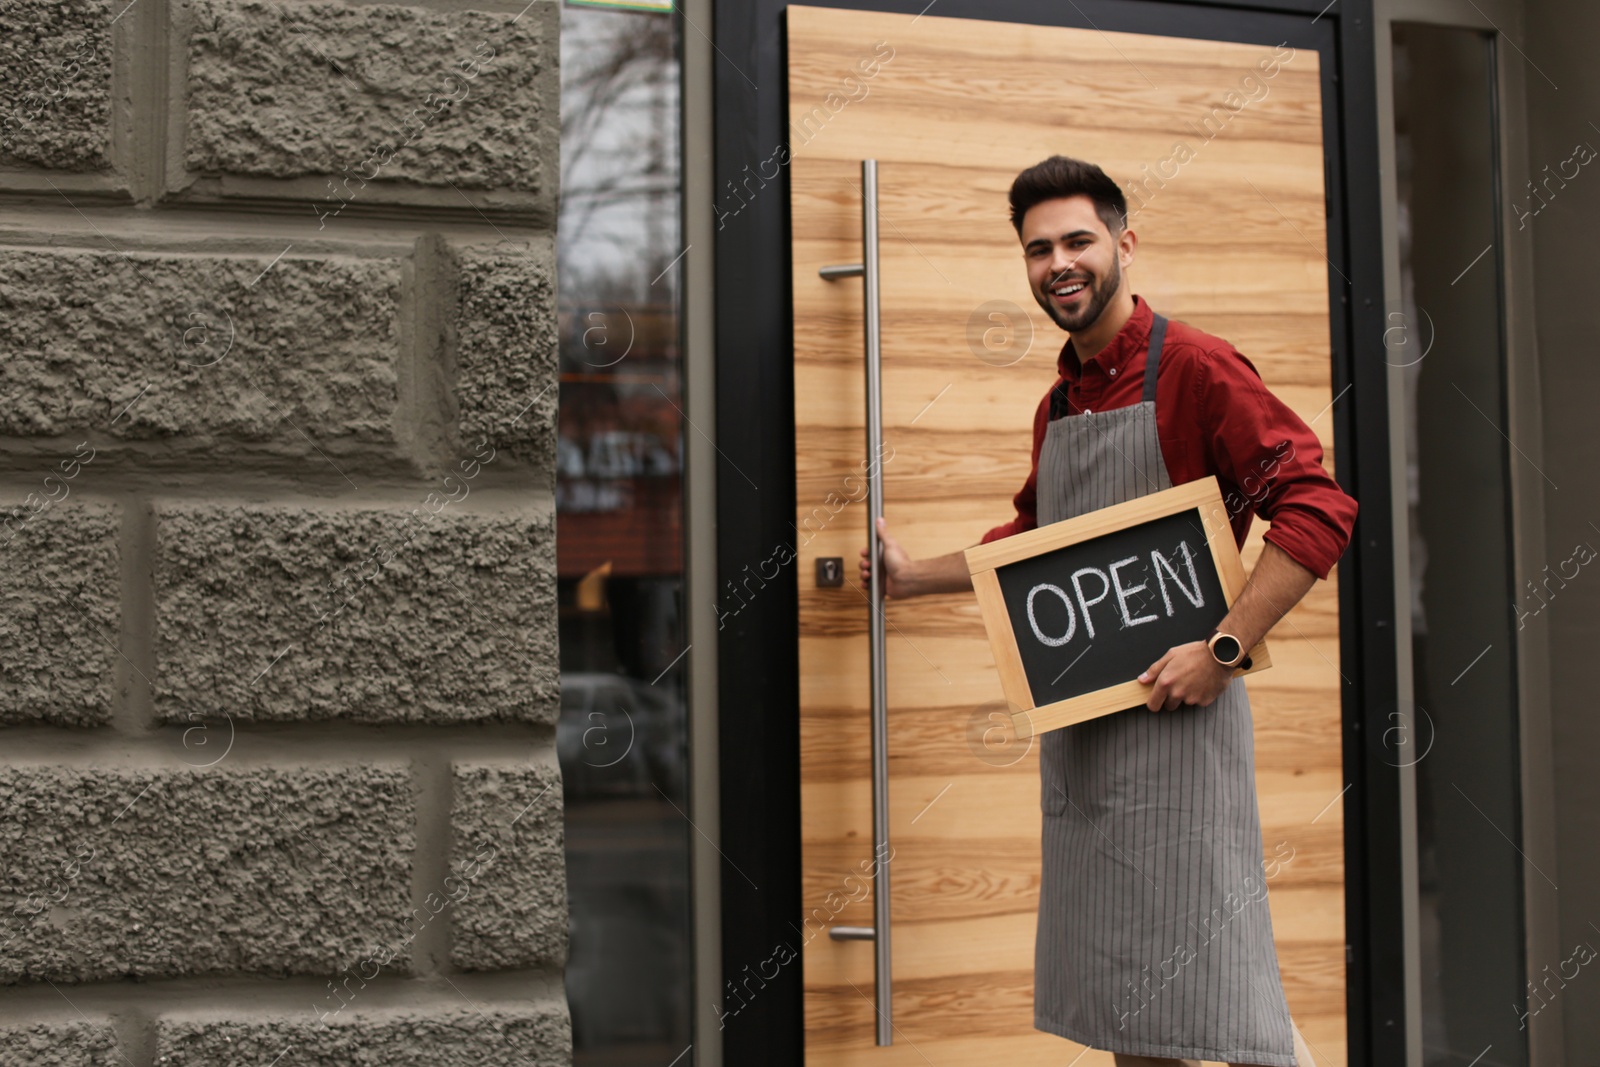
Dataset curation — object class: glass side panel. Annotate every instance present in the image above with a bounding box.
[1392,23,1527,1067]
[557,7,689,1066]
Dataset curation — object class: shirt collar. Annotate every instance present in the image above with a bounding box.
[1056,294,1153,381]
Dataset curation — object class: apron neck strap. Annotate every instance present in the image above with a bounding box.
[1142,313,1169,404]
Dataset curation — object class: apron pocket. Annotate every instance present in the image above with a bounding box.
[1040,730,1069,816]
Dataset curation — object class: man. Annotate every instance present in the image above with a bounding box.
[859,155,1357,1067]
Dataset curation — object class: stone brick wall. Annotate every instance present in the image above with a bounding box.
[0,0,566,1063]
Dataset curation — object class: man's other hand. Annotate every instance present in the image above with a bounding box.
[1138,641,1233,711]
[859,516,915,598]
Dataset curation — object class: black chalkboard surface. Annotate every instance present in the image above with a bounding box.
[995,509,1229,707]
[964,477,1269,737]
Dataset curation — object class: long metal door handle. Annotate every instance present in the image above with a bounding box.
[818,159,892,1047]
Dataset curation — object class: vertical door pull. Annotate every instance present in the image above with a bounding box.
[817,159,892,1047]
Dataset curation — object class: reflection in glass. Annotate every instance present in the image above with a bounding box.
[1392,23,1526,1067]
[558,7,689,1065]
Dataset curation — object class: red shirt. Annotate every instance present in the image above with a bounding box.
[980,295,1358,581]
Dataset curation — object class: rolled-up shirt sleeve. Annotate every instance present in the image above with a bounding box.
[980,389,1051,544]
[1200,346,1358,580]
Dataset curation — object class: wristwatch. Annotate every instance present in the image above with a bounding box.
[1207,629,1253,671]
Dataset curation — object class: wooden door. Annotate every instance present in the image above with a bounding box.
[788,7,1346,1065]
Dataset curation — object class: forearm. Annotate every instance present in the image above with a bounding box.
[1215,540,1317,651]
[901,548,976,596]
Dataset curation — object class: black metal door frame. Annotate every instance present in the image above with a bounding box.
[707,1,1400,1063]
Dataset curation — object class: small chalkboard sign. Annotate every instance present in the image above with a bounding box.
[963,476,1269,737]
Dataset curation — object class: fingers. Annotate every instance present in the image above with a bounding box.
[862,517,889,579]
[862,516,892,559]
[1149,679,1186,712]
[1139,651,1171,710]
[876,516,896,549]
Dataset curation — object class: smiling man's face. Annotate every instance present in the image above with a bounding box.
[1020,195,1133,333]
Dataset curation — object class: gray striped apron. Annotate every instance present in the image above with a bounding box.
[1032,314,1297,1065]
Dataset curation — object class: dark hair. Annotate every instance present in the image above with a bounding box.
[1008,155,1127,237]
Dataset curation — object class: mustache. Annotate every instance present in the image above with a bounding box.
[1045,269,1092,289]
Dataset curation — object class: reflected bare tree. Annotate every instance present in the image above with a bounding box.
[560,7,677,291]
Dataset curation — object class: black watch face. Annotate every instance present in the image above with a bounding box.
[1212,635,1242,664]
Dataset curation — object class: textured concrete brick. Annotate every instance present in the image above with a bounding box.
[182,0,552,194]
[450,761,565,971]
[0,246,403,457]
[0,1021,122,1067]
[156,1005,570,1067]
[451,242,558,467]
[0,1,112,171]
[0,765,414,983]
[0,498,119,727]
[154,501,558,723]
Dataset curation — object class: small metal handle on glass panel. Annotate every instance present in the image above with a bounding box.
[818,159,893,1048]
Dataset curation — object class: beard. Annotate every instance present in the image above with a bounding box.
[1034,256,1122,334]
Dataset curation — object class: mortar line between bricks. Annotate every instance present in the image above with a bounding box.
[0,970,570,1020]
[410,753,456,976]
[0,479,556,505]
[0,728,559,765]
[117,1006,158,1067]
[0,208,553,247]
[406,231,454,471]
[128,0,166,209]
[41,189,132,264]
[117,495,157,733]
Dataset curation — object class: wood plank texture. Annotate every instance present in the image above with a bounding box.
[788,6,1343,1063]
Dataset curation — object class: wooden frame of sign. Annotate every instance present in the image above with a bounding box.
[963,476,1270,738]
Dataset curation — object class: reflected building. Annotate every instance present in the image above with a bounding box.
[557,5,690,1065]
